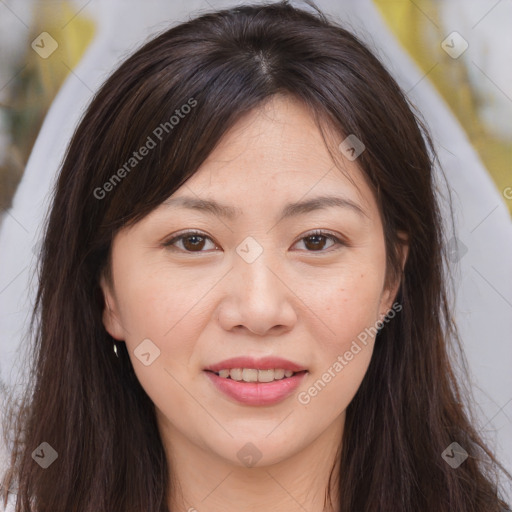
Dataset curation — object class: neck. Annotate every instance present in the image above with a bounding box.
[159,412,344,512]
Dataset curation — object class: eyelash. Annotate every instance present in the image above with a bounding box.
[162,229,346,254]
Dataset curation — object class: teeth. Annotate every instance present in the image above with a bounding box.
[215,368,298,382]
[230,368,243,381]
[242,368,258,382]
[274,369,285,380]
[255,369,274,383]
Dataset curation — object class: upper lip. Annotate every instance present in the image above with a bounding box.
[204,356,307,373]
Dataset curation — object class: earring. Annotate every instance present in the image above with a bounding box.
[113,341,120,358]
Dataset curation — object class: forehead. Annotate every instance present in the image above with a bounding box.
[168,94,375,216]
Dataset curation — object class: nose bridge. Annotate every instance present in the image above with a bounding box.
[234,234,282,300]
[217,234,296,335]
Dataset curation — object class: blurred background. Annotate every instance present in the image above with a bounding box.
[0,0,95,212]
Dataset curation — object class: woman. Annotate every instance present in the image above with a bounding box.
[1,1,510,510]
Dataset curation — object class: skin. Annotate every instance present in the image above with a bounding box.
[100,94,406,512]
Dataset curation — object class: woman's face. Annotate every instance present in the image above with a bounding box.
[101,94,401,469]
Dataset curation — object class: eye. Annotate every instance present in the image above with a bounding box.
[163,230,218,253]
[291,230,344,252]
[163,229,344,253]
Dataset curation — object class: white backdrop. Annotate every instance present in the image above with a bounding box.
[0,0,511,501]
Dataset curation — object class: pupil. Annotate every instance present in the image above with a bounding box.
[184,235,204,251]
[306,235,325,250]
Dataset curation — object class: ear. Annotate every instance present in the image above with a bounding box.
[99,273,125,341]
[379,234,409,317]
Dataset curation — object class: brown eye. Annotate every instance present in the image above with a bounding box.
[303,234,330,251]
[182,234,207,251]
[163,231,217,252]
[163,229,344,254]
[293,230,344,252]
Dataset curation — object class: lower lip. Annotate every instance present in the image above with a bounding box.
[204,370,308,406]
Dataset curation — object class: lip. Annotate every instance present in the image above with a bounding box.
[204,356,307,373]
[204,370,308,406]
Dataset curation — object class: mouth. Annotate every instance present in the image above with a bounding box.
[203,368,308,406]
[203,356,308,405]
[205,368,308,383]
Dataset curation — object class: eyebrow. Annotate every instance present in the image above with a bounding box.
[162,194,367,221]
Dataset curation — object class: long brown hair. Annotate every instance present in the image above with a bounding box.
[2,1,510,510]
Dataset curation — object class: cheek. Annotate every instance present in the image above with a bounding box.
[299,247,386,406]
[111,259,222,402]
[298,344,373,428]
[113,258,215,343]
[310,255,386,349]
[297,269,382,418]
[111,265,211,412]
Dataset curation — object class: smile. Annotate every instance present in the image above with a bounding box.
[204,369,308,406]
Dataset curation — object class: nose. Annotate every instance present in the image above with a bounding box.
[216,248,297,336]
